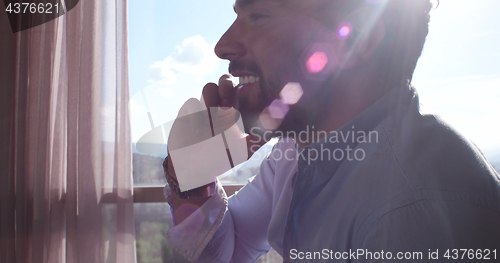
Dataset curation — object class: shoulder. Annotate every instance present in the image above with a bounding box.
[378,90,500,199]
[351,89,500,251]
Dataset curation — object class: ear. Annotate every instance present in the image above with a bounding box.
[336,7,386,69]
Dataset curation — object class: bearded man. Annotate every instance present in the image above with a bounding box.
[163,0,500,262]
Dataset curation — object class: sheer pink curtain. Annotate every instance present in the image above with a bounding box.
[0,0,135,262]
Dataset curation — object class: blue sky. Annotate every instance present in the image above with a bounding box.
[128,0,500,160]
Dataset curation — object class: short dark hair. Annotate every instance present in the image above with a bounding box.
[375,0,434,87]
[313,0,434,87]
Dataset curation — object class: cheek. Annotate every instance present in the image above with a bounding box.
[250,17,323,96]
[253,19,314,67]
[255,35,308,80]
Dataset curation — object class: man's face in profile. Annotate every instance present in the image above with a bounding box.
[215,0,338,134]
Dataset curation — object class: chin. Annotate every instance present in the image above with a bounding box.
[278,103,320,134]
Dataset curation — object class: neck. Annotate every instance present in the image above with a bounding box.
[295,72,391,148]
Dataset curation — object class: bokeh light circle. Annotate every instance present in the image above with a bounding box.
[337,22,352,39]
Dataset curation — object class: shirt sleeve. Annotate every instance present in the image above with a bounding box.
[165,178,228,262]
[166,151,277,262]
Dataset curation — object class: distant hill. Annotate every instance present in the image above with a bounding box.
[131,139,277,185]
[132,142,166,157]
[133,153,166,185]
[131,142,500,186]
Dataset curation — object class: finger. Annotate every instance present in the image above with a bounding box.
[218,74,237,108]
[201,82,219,109]
[200,83,220,135]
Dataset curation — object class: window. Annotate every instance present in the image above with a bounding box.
[128,1,279,262]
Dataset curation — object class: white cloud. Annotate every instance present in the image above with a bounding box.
[131,36,226,143]
[148,35,220,84]
[157,87,174,98]
[148,65,178,85]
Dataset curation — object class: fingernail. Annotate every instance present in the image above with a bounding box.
[221,99,232,107]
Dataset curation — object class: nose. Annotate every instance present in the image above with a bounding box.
[215,19,246,61]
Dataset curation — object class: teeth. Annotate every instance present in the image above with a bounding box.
[238,76,259,86]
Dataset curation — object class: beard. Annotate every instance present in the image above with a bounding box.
[228,55,330,139]
[229,60,279,134]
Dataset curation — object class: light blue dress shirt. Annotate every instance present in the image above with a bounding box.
[167,86,500,262]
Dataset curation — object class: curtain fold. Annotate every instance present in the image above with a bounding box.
[0,0,135,262]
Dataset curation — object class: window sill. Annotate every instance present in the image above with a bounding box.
[132,184,244,203]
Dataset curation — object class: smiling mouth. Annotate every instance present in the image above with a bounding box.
[237,76,260,88]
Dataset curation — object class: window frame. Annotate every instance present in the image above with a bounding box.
[131,184,244,203]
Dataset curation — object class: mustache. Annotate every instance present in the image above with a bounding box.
[228,61,262,76]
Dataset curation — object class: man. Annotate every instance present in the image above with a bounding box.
[164,0,500,262]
